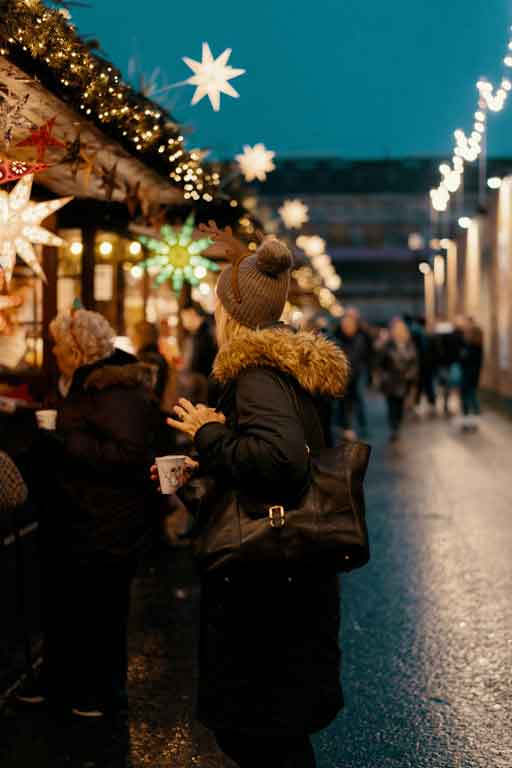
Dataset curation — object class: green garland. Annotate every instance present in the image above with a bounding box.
[0,0,220,200]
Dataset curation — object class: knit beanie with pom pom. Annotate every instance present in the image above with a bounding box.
[216,236,293,329]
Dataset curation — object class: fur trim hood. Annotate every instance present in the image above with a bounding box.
[84,362,154,391]
[213,326,349,397]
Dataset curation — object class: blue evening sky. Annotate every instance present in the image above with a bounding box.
[69,0,512,160]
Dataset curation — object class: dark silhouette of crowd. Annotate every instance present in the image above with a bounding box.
[311,307,484,442]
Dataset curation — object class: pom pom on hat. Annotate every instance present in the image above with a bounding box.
[256,237,293,277]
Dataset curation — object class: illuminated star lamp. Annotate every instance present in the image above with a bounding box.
[0,174,73,284]
[138,214,219,293]
[182,42,246,112]
[278,199,309,229]
[296,235,326,258]
[236,144,276,182]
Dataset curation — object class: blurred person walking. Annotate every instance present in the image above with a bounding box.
[16,309,159,717]
[377,319,418,442]
[132,320,169,405]
[335,312,369,439]
[165,228,349,768]
[460,322,483,432]
[178,302,218,406]
[408,317,437,414]
[434,317,465,416]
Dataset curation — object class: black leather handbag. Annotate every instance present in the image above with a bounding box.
[184,372,371,574]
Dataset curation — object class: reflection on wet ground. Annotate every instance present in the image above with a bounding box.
[1,396,511,767]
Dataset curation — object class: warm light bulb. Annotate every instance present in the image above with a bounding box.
[99,241,113,256]
[129,241,142,256]
[194,266,207,279]
[70,241,83,256]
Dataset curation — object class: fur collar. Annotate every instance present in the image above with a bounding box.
[213,327,349,397]
[84,362,154,391]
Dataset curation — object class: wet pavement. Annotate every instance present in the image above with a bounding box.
[1,394,511,767]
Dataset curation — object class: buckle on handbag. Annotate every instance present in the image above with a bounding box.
[269,505,286,528]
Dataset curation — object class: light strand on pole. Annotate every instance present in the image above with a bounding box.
[429,24,512,214]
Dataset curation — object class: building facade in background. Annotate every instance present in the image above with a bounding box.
[257,157,512,325]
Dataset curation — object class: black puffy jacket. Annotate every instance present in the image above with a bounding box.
[190,326,350,734]
[36,350,160,564]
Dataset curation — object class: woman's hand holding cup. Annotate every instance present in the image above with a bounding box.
[150,456,199,494]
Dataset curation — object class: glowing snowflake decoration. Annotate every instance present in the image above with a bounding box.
[183,42,246,112]
[139,214,219,293]
[236,144,276,182]
[278,199,309,229]
[0,174,73,284]
[296,235,326,258]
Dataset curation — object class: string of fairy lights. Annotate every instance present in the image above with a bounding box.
[0,0,219,200]
[430,24,512,215]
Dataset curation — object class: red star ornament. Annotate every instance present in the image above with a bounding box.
[0,157,49,185]
[16,116,66,162]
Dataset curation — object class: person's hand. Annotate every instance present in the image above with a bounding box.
[167,398,226,440]
[150,456,199,492]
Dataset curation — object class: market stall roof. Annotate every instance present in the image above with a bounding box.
[0,0,220,203]
[0,56,185,204]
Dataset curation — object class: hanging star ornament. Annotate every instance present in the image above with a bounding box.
[78,149,98,191]
[124,181,141,219]
[0,91,30,147]
[0,174,73,284]
[61,129,84,179]
[278,199,309,230]
[139,214,219,293]
[236,144,276,182]
[0,157,49,185]
[99,161,119,201]
[182,42,246,112]
[16,116,66,163]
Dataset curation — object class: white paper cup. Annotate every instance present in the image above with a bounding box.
[155,455,188,495]
[36,409,58,431]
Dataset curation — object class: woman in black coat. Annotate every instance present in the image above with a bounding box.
[167,230,349,768]
[460,323,483,431]
[377,319,418,442]
[18,309,159,717]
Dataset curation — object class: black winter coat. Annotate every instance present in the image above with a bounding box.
[460,342,483,389]
[189,326,350,734]
[377,340,418,398]
[35,350,160,564]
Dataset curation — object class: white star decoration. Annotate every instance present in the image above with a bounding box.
[236,143,276,182]
[0,174,73,284]
[279,199,309,229]
[183,42,246,112]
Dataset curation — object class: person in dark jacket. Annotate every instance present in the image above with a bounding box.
[460,322,483,431]
[377,318,418,442]
[407,316,437,413]
[132,320,169,404]
[166,231,349,767]
[180,302,218,407]
[433,318,465,416]
[17,309,159,717]
[335,313,369,439]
